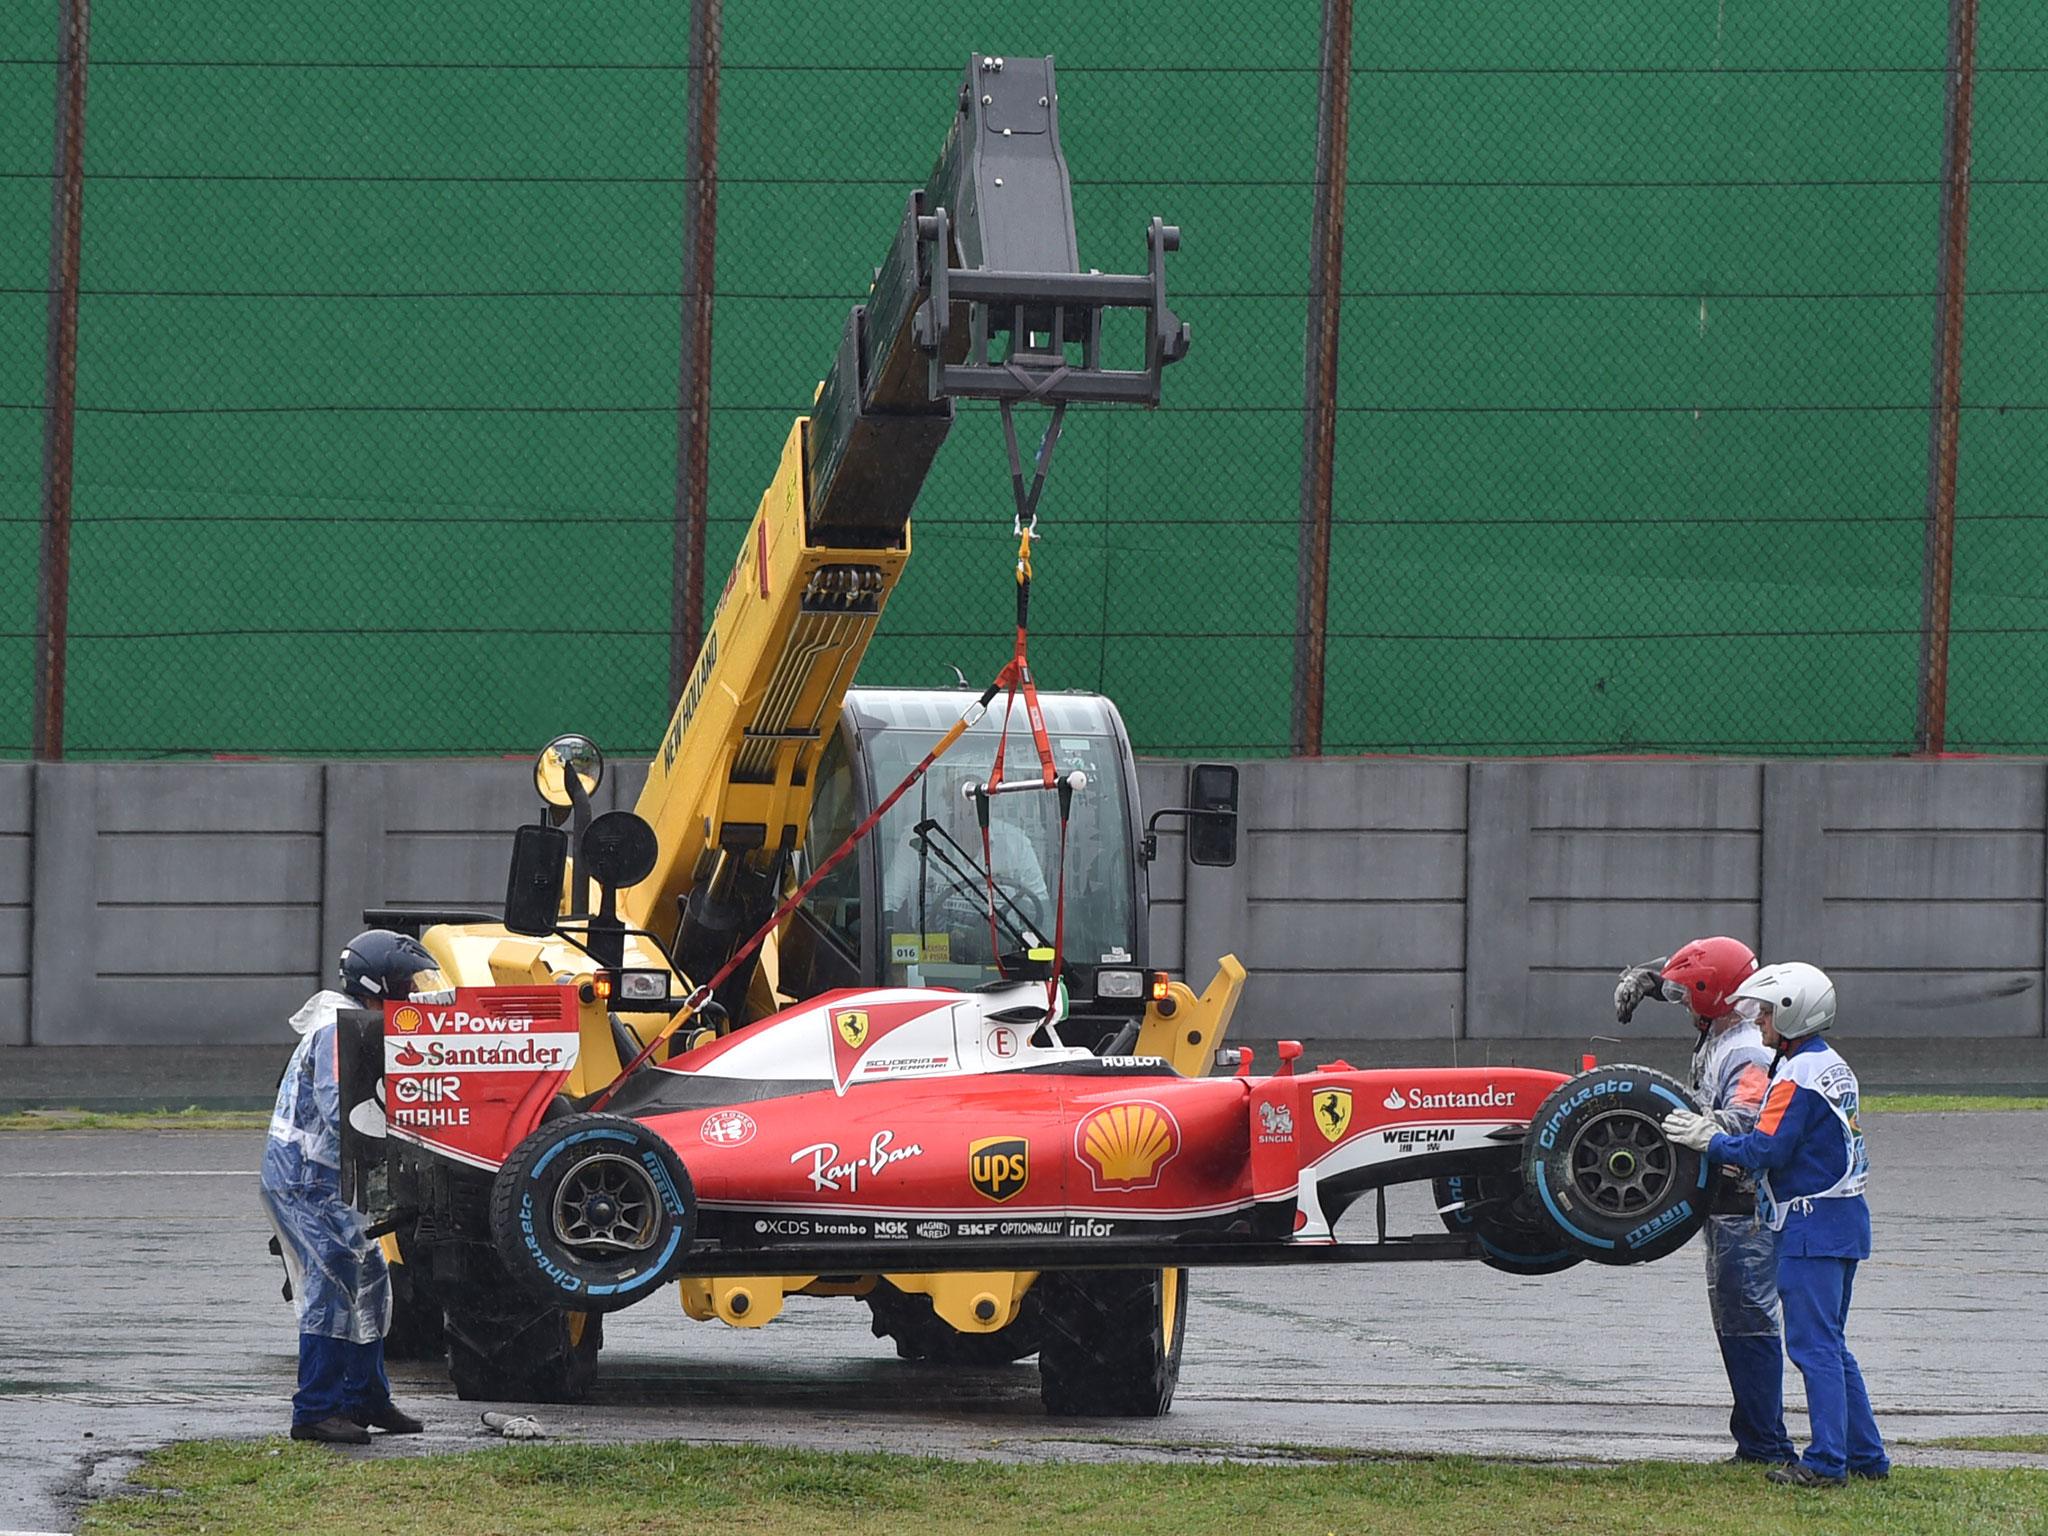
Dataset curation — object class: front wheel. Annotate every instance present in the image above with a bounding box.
[1522,1064,1714,1266]
[488,1113,695,1311]
[1038,1268,1187,1417]
[1433,1168,1582,1277]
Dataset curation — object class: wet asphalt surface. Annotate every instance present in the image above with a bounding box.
[3,1115,2046,1530]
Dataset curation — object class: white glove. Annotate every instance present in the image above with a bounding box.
[481,1411,546,1439]
[1661,1109,1718,1152]
[1613,957,1670,1024]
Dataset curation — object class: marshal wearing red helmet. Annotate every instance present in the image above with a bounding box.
[1657,936,1763,1024]
[1614,934,1794,1471]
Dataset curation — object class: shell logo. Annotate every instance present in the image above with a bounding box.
[1075,1101,1182,1192]
[392,1005,424,1034]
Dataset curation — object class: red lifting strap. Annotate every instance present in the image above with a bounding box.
[595,531,1077,1107]
[977,527,1068,1025]
[593,674,1004,1109]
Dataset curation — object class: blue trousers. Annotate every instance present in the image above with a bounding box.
[1779,1255,1889,1479]
[294,1332,393,1426]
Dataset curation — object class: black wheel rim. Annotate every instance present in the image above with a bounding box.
[550,1152,661,1254]
[1565,1109,1675,1216]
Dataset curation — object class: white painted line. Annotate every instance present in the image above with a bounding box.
[0,1170,252,1179]
[0,1528,76,1535]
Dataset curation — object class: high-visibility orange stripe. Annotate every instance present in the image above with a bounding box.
[1757,1079,1796,1135]
[1731,1063,1769,1111]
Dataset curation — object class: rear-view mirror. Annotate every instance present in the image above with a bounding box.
[504,822,569,936]
[1187,762,1239,867]
[580,811,660,893]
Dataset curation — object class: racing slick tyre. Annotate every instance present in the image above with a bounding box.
[1521,1064,1715,1267]
[1432,1168,1582,1277]
[865,1278,1046,1364]
[444,1286,604,1404]
[488,1113,695,1312]
[380,1233,448,1361]
[1037,1268,1187,1417]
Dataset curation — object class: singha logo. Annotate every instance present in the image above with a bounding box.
[1259,1102,1293,1136]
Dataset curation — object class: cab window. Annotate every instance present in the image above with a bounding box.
[799,730,862,957]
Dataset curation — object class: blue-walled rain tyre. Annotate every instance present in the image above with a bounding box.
[1433,1169,1583,1277]
[489,1113,694,1312]
[1521,1064,1714,1267]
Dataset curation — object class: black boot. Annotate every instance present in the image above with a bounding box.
[291,1416,371,1446]
[355,1402,425,1435]
[1767,1463,1846,1489]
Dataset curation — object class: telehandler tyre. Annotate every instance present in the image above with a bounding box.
[444,1287,603,1404]
[1037,1268,1187,1417]
[381,1233,448,1361]
[866,1277,1045,1364]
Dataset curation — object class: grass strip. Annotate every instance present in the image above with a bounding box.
[0,1107,270,1131]
[1861,1095,2048,1114]
[1922,1434,2048,1455]
[82,1440,2048,1536]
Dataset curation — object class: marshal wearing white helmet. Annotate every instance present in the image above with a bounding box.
[1661,962,1889,1488]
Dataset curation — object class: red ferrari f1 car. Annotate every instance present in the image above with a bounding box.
[342,977,1716,1415]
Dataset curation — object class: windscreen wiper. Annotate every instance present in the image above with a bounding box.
[909,819,1044,951]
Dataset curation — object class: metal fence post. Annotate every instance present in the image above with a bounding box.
[1916,0,1980,755]
[34,0,91,762]
[1291,0,1353,758]
[671,0,723,699]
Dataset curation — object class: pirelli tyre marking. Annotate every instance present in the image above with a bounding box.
[490,1115,697,1310]
[1521,1064,1712,1266]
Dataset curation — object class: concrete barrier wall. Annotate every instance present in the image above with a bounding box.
[0,766,30,1046]
[6,758,2045,1045]
[1143,757,2048,1043]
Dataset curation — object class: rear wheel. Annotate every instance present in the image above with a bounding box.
[1433,1168,1581,1277]
[1522,1064,1714,1266]
[866,1279,1045,1364]
[488,1113,694,1311]
[1038,1268,1187,1417]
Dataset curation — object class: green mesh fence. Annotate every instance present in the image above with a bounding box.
[708,7,1314,758]
[2,3,2045,759]
[0,6,51,755]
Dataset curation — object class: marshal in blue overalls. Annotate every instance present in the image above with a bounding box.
[1665,961,1890,1488]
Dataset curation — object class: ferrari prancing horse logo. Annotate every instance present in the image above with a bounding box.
[833,1009,869,1050]
[1314,1087,1353,1142]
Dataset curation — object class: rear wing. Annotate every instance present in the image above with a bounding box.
[335,987,584,1204]
[335,1006,385,1210]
